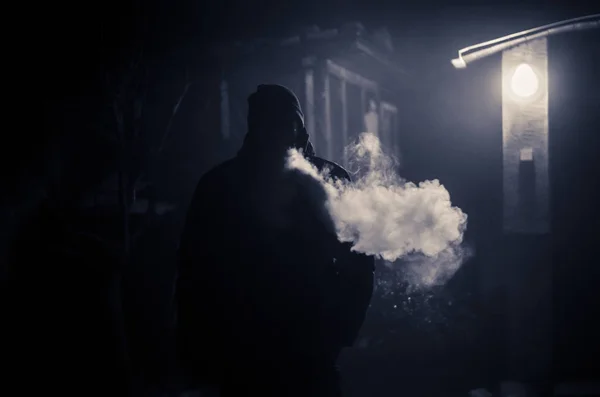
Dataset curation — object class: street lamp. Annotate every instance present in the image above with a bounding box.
[450,14,599,234]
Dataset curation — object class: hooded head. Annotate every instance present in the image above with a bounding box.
[239,84,310,159]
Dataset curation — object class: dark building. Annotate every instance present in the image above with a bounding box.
[215,23,408,168]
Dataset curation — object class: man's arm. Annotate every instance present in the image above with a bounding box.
[174,169,227,382]
[176,161,233,299]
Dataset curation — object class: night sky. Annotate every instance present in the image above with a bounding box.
[36,1,598,144]
[41,1,598,83]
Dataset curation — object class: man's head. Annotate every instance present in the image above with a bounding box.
[245,84,309,154]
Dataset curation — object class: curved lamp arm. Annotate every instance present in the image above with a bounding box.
[451,14,600,69]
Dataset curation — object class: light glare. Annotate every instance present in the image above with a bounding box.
[510,63,539,98]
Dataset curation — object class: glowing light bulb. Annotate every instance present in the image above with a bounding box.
[510,63,539,98]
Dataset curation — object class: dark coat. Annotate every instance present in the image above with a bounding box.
[175,152,374,386]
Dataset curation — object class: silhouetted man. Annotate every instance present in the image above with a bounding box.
[175,84,374,397]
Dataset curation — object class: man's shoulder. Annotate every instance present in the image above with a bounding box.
[308,156,352,182]
[198,158,237,183]
[192,159,240,196]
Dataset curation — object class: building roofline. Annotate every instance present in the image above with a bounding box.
[354,38,410,78]
[212,23,410,81]
[451,14,600,69]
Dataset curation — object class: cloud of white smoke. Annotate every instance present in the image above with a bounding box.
[285,132,469,287]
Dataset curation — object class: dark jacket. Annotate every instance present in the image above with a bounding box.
[175,152,374,385]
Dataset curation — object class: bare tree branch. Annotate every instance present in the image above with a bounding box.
[113,98,124,136]
[157,81,193,154]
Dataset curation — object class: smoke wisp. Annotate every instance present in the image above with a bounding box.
[286,133,469,287]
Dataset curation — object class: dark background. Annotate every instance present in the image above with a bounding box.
[5,1,600,396]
